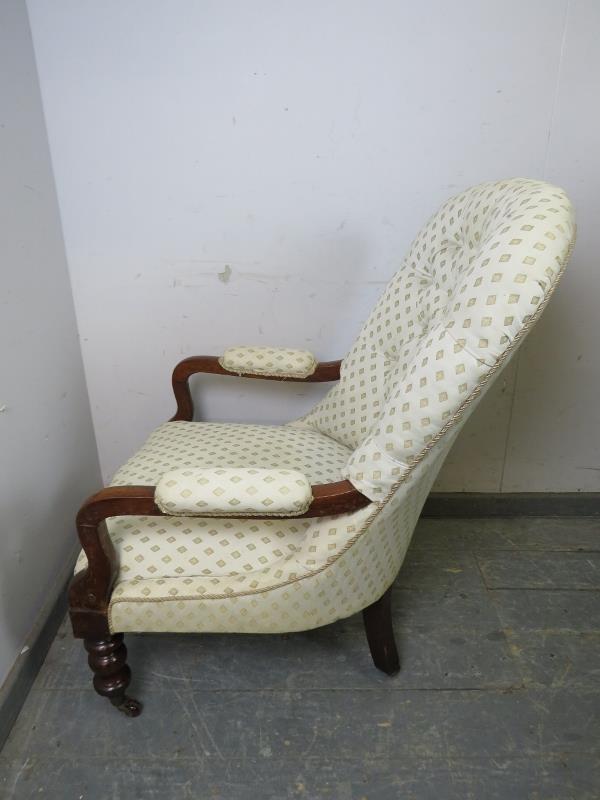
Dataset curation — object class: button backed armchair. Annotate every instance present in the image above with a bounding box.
[69,179,575,716]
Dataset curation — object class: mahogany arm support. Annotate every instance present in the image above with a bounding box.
[69,480,370,638]
[77,480,369,526]
[171,355,342,421]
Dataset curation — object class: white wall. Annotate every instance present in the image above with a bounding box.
[27,0,600,493]
[0,0,101,689]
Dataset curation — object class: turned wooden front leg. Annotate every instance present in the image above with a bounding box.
[84,634,142,717]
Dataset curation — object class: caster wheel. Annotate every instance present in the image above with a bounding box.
[113,696,143,717]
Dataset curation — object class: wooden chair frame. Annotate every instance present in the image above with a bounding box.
[68,356,398,716]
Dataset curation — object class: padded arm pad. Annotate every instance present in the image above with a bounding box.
[155,467,313,517]
[218,346,317,378]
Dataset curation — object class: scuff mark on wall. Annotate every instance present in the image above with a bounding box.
[217,264,232,284]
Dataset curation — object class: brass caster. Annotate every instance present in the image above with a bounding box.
[112,696,143,717]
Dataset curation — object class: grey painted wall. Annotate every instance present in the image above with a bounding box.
[26,0,600,494]
[0,0,101,690]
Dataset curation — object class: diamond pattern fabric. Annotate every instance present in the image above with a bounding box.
[74,422,352,583]
[154,467,313,517]
[108,441,451,633]
[112,421,351,486]
[293,179,575,466]
[219,346,317,378]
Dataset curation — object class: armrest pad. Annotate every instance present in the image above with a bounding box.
[219,346,317,378]
[155,468,313,517]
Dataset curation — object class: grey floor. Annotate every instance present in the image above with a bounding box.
[1,516,599,800]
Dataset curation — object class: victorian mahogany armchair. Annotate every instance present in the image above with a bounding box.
[69,179,575,715]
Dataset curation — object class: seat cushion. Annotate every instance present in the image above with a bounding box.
[111,421,351,486]
[75,421,353,582]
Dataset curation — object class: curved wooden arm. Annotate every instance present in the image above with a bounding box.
[78,480,369,525]
[171,355,342,421]
[69,479,369,638]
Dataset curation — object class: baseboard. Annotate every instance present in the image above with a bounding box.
[0,561,74,751]
[422,492,600,517]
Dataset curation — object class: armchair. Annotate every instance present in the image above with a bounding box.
[69,179,575,716]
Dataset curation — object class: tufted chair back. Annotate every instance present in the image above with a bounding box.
[295,179,575,499]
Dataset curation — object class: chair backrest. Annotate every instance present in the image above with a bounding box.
[295,178,575,499]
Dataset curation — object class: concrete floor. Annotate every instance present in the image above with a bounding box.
[1,516,599,799]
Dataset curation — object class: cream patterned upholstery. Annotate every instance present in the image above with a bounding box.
[219,346,317,378]
[293,180,574,464]
[107,445,447,634]
[74,422,351,583]
[77,179,575,635]
[154,467,313,517]
[111,421,351,485]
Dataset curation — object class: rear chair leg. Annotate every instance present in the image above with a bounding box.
[84,634,142,717]
[362,586,400,675]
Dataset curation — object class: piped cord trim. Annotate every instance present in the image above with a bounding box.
[108,230,576,625]
[154,499,313,518]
